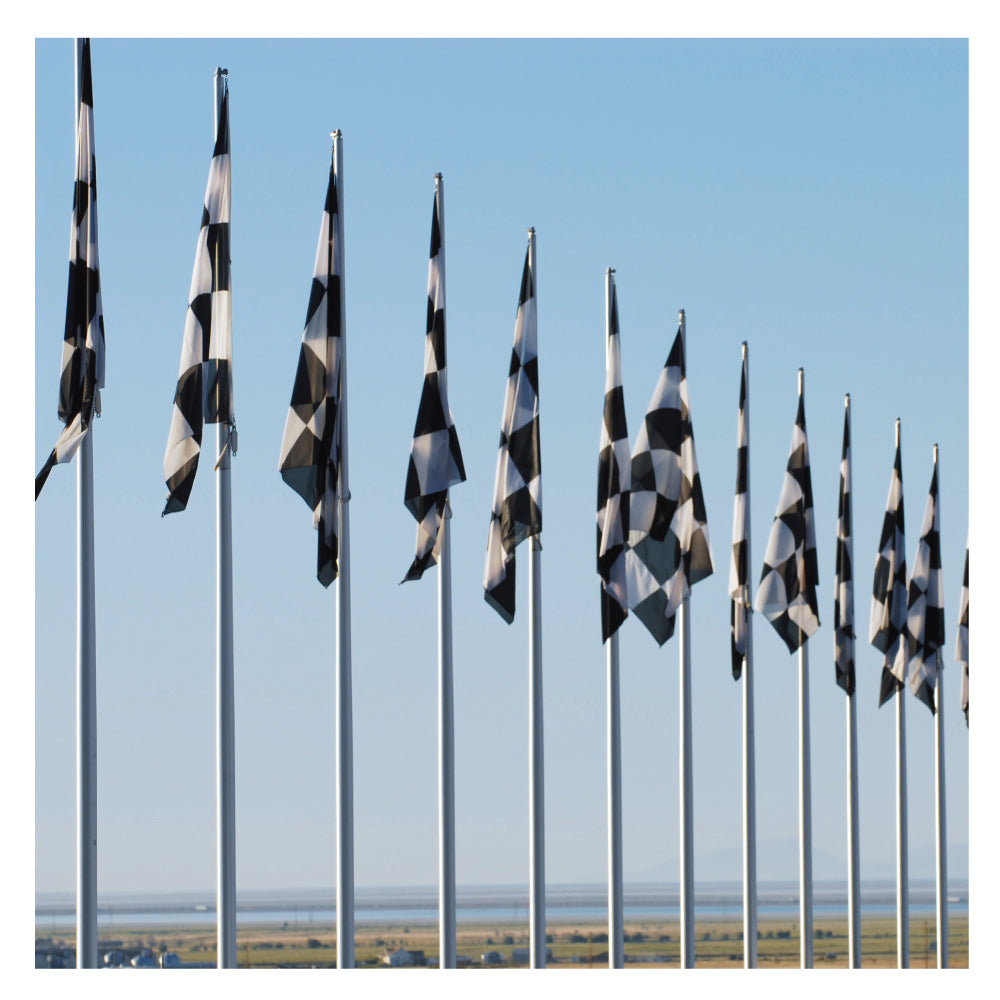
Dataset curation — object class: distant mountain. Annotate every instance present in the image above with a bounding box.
[626,839,968,883]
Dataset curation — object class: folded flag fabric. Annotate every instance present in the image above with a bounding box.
[625,317,713,646]
[163,77,233,516]
[279,154,343,586]
[870,424,908,707]
[402,177,466,583]
[36,38,106,499]
[834,398,855,694]
[597,272,630,642]
[754,373,820,652]
[906,451,944,713]
[484,238,541,623]
[729,347,750,678]
[956,543,968,725]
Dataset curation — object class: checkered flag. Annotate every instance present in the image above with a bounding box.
[162,77,233,516]
[834,398,855,694]
[403,176,466,583]
[597,272,630,641]
[279,155,343,587]
[729,346,750,679]
[754,372,820,652]
[956,543,968,725]
[870,423,908,707]
[624,315,713,646]
[484,237,541,623]
[36,39,106,499]
[907,451,944,713]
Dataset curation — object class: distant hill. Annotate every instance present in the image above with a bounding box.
[627,839,968,883]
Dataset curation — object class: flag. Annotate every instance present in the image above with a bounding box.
[834,399,855,694]
[484,239,541,623]
[907,452,944,713]
[163,77,233,516]
[36,38,105,499]
[870,425,908,707]
[754,374,820,652]
[956,543,968,725]
[597,273,630,641]
[278,155,343,587]
[729,346,750,679]
[402,177,466,583]
[625,316,713,645]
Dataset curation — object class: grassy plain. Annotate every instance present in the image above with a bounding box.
[39,914,969,969]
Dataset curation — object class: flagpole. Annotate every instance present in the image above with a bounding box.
[72,37,99,972]
[605,268,624,971]
[799,638,813,968]
[436,168,457,973]
[895,419,909,969]
[332,129,356,970]
[741,341,757,969]
[797,369,813,970]
[678,309,695,970]
[211,67,237,971]
[845,395,861,969]
[933,448,948,968]
[526,227,546,970]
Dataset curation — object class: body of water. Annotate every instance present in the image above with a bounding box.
[35,880,968,930]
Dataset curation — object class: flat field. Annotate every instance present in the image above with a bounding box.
[37,914,969,969]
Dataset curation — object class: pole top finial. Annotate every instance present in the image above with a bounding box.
[741,340,747,358]
[527,226,535,236]
[606,266,615,275]
[845,392,850,406]
[331,129,342,139]
[215,67,228,77]
[434,171,443,180]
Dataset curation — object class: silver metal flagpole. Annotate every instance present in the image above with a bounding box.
[741,342,757,969]
[798,369,813,970]
[845,395,861,969]
[895,419,909,969]
[436,173,457,972]
[213,67,237,971]
[605,268,624,971]
[526,227,546,970]
[74,37,99,972]
[678,309,695,970]
[333,129,356,970]
[933,445,948,968]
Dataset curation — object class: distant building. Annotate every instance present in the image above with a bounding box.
[511,947,553,965]
[383,947,426,967]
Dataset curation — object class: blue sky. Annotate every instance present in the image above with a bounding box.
[27,29,979,944]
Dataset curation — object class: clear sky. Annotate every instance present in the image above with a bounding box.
[29,27,976,928]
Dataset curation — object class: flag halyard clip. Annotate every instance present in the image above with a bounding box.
[213,423,238,470]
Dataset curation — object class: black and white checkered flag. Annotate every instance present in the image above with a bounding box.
[754,372,820,652]
[597,272,630,642]
[956,543,968,725]
[834,398,855,695]
[279,155,343,587]
[870,423,908,707]
[625,316,713,646]
[729,346,750,679]
[36,39,106,499]
[163,77,233,516]
[484,237,541,623]
[907,451,944,713]
[403,177,466,583]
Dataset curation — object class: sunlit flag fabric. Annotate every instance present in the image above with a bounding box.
[402,181,466,583]
[625,319,713,646]
[907,455,944,713]
[753,378,820,652]
[484,243,540,623]
[597,275,630,641]
[162,78,233,516]
[956,544,968,725]
[36,38,106,499]
[278,158,342,587]
[834,403,855,694]
[729,349,750,679]
[870,429,908,707]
